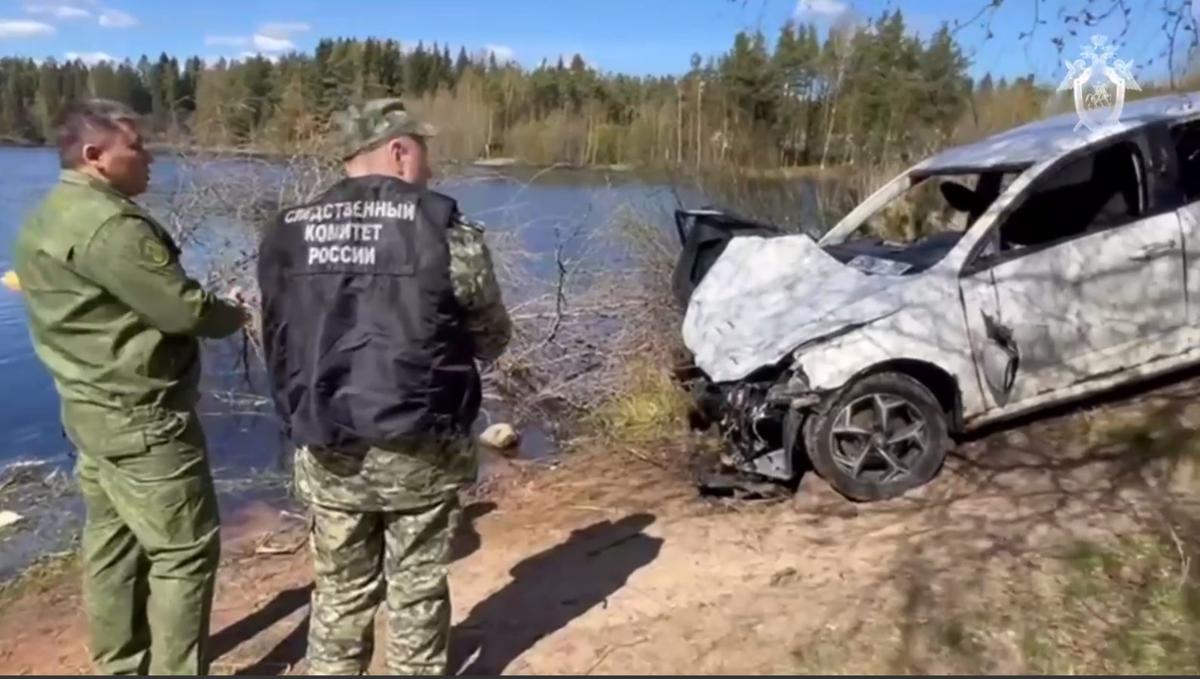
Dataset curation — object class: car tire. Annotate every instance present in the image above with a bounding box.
[804,372,950,502]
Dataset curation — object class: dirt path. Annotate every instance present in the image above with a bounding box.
[3,379,1200,675]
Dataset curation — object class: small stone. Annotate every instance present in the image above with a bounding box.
[0,510,23,530]
[770,567,802,587]
[480,423,520,450]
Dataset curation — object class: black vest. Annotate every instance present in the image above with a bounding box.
[257,175,481,450]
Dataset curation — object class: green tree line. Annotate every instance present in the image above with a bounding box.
[0,11,1102,168]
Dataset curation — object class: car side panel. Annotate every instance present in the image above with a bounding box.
[792,273,985,418]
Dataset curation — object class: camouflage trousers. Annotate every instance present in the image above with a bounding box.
[295,439,474,675]
[306,497,458,675]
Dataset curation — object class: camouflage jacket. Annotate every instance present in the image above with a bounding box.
[447,213,512,361]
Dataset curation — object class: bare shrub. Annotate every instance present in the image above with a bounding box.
[482,189,686,433]
[162,148,688,444]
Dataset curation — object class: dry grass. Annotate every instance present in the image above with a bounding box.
[586,360,691,447]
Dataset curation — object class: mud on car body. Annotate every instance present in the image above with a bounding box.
[677,91,1200,501]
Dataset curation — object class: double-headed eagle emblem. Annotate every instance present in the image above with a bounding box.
[1057,34,1141,132]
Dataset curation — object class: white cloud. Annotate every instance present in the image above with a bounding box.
[795,0,850,18]
[484,44,516,63]
[252,33,294,52]
[65,50,114,65]
[98,8,137,28]
[25,3,91,19]
[207,21,308,56]
[205,34,249,47]
[258,21,309,39]
[0,19,55,38]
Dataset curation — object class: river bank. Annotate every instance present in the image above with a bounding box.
[3,369,1200,674]
[0,144,705,586]
[1,137,849,183]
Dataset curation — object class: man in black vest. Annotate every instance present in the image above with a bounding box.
[257,99,511,675]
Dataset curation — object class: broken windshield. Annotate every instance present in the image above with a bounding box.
[822,169,1021,276]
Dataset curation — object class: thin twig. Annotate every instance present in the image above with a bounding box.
[622,447,668,470]
[1167,523,1192,590]
[254,530,307,556]
[584,638,648,675]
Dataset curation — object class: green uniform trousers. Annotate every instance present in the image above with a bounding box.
[73,409,220,675]
[306,497,458,676]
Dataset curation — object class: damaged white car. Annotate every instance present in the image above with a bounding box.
[676,92,1200,501]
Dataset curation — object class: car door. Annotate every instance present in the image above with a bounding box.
[958,139,1188,410]
[1165,116,1200,327]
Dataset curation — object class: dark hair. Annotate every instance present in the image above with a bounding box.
[56,99,139,170]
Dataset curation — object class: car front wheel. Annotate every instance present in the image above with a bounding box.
[804,372,950,502]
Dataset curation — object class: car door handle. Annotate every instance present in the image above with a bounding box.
[1131,241,1177,261]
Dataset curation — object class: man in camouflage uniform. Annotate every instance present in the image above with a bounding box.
[257,99,511,675]
[13,99,246,674]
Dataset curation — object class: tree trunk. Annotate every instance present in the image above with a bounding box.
[696,81,700,172]
[676,86,683,167]
[821,92,840,170]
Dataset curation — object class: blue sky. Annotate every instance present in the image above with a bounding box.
[0,0,1193,85]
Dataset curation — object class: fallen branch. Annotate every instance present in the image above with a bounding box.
[253,530,307,556]
[584,638,648,675]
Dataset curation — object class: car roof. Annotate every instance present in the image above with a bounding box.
[915,91,1200,173]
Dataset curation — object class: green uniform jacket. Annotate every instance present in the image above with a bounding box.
[13,170,243,453]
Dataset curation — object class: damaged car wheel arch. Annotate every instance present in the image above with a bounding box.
[802,371,953,502]
[842,359,965,433]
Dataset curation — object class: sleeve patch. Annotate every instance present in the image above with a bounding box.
[138,237,171,267]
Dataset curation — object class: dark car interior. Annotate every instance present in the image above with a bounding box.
[997,142,1145,252]
[1172,120,1200,201]
[821,170,1010,275]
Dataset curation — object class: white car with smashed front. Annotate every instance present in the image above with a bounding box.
[677,92,1200,501]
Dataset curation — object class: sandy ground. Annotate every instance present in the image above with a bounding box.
[2,376,1200,675]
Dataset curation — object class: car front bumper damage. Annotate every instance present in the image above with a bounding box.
[691,369,822,483]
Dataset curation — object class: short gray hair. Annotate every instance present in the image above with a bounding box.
[56,99,140,170]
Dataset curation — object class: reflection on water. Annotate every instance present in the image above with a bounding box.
[0,148,692,471]
[0,146,720,579]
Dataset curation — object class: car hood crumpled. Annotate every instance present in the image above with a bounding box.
[681,234,904,384]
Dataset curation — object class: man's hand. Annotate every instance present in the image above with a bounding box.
[222,285,251,326]
[225,285,247,305]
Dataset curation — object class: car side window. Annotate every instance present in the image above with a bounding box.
[1171,120,1200,202]
[977,142,1147,264]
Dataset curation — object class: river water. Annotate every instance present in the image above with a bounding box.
[0,146,708,580]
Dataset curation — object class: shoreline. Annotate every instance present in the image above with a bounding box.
[0,140,843,179]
